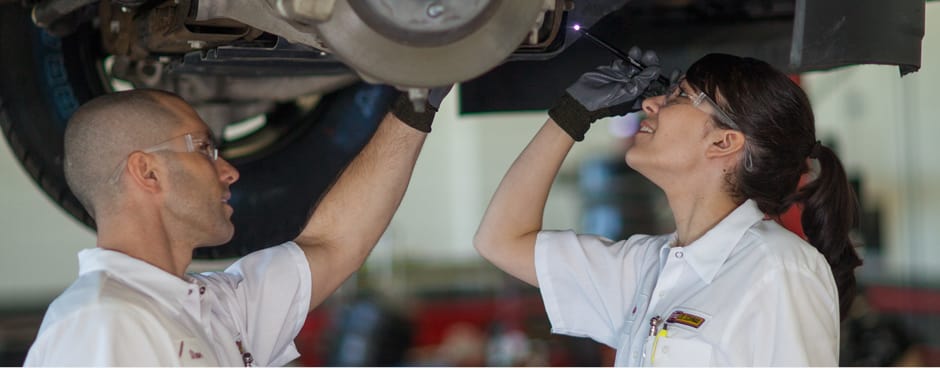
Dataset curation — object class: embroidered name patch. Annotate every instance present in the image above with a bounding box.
[667,310,706,328]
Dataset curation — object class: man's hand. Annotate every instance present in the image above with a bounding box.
[390,85,454,133]
[549,47,662,141]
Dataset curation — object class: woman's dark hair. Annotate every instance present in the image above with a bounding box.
[685,53,863,320]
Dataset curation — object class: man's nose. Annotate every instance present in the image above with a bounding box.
[216,158,240,185]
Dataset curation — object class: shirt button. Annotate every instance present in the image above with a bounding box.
[188,289,193,295]
[199,286,206,295]
[662,346,670,354]
[675,251,684,258]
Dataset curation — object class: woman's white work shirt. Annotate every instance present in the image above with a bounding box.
[535,199,840,366]
[24,242,311,367]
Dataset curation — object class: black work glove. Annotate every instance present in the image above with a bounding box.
[549,47,662,141]
[391,85,453,133]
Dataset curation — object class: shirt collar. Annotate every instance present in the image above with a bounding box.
[78,248,203,312]
[675,199,765,283]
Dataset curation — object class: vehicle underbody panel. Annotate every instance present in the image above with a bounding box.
[461,0,925,113]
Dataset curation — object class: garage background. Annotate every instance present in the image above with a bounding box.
[1,2,939,366]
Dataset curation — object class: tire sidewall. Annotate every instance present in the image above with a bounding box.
[0,5,396,259]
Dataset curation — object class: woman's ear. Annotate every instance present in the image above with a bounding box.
[126,152,163,193]
[705,129,746,159]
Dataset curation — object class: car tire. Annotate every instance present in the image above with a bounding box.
[0,4,397,259]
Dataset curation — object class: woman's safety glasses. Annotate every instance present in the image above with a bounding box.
[662,78,756,170]
[662,77,739,131]
[108,133,219,184]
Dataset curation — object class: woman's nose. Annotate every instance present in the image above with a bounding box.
[642,95,664,116]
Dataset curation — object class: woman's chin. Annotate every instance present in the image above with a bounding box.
[624,150,644,170]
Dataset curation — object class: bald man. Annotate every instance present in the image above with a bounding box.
[24,88,443,366]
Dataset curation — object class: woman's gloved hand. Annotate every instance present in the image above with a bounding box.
[549,46,662,141]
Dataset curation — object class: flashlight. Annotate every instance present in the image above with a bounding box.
[572,24,671,87]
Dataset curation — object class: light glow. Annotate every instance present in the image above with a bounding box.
[572,24,581,31]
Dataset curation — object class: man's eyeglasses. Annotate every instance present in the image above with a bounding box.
[108,133,219,184]
[662,77,739,131]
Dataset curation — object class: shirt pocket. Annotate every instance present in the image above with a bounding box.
[644,335,713,366]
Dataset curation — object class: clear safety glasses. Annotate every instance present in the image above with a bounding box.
[108,132,219,184]
[662,77,739,131]
[662,78,756,170]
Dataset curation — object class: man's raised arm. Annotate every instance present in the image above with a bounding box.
[294,89,449,309]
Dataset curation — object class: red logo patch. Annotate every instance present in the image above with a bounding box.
[667,310,706,328]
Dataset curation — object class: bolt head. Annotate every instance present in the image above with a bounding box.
[187,40,207,49]
[427,3,445,18]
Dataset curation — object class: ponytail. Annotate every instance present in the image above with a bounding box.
[791,145,863,320]
[686,53,863,320]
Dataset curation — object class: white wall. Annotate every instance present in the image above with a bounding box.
[369,91,630,268]
[0,136,95,307]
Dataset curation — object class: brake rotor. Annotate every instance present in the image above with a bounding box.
[313,0,545,87]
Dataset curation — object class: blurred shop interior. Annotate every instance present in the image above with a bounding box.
[2,2,940,367]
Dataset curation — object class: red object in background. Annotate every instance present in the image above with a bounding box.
[777,173,809,239]
[294,308,331,366]
[865,285,940,366]
[789,74,801,85]
[292,294,547,366]
[293,292,612,366]
[866,285,940,315]
[778,201,806,239]
[410,294,544,347]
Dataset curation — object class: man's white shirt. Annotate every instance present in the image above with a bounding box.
[25,242,311,366]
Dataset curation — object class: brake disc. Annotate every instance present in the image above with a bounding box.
[313,0,545,87]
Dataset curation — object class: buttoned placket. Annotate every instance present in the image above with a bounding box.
[618,202,764,366]
[181,279,232,365]
[196,283,223,363]
[189,281,251,366]
[182,281,203,322]
[635,246,688,366]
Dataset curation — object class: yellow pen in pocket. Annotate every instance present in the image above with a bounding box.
[650,323,668,364]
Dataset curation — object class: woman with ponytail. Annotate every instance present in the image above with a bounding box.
[474,50,861,366]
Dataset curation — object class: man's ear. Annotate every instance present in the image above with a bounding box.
[126,152,163,193]
[705,129,746,159]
